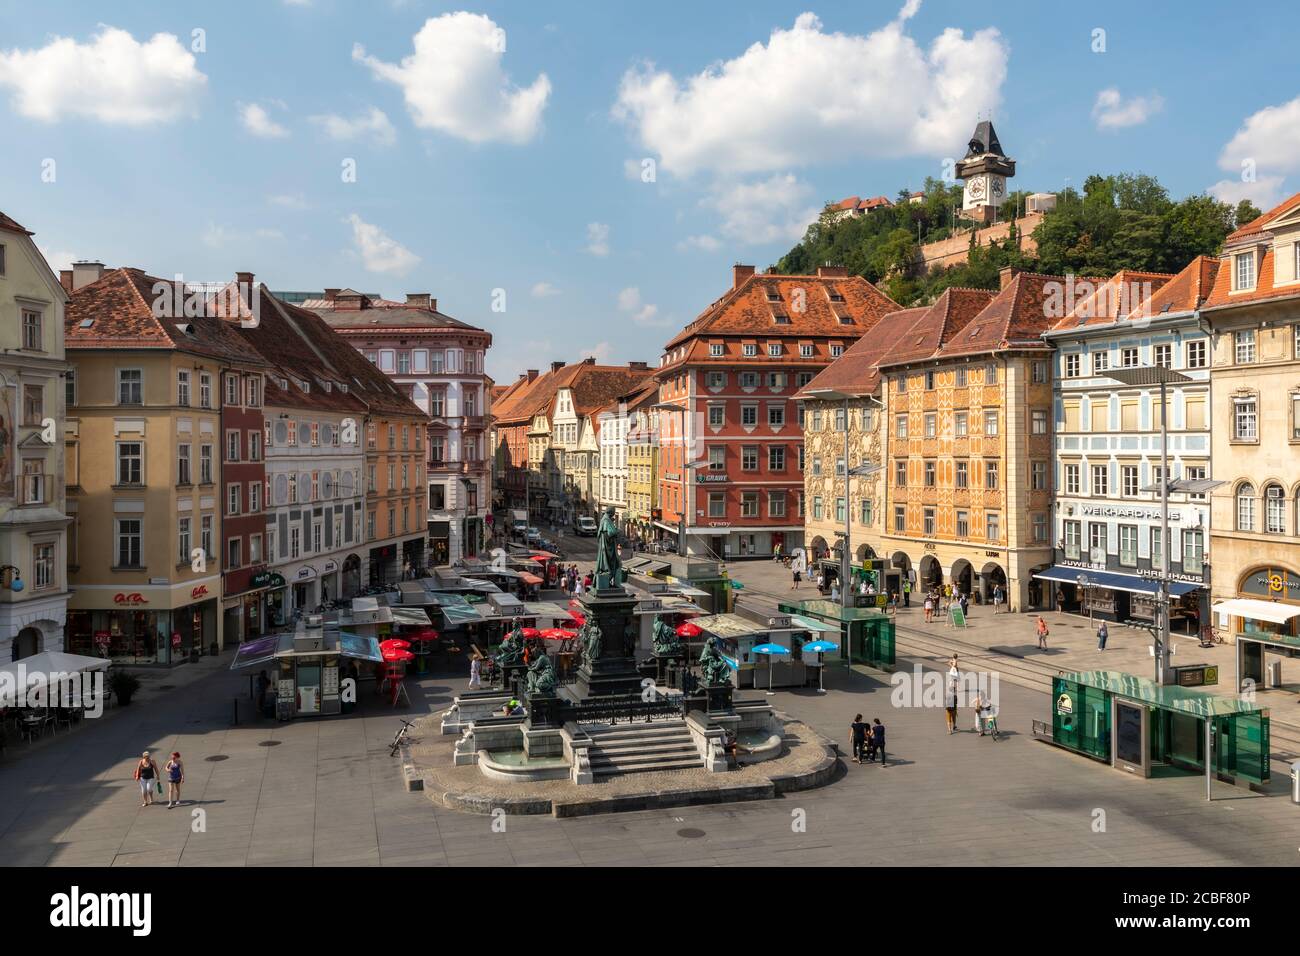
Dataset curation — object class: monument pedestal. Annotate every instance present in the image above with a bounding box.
[502,662,526,698]
[525,693,562,730]
[653,652,686,688]
[574,585,644,699]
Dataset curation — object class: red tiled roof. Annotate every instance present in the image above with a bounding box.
[662,273,900,357]
[65,268,268,367]
[1139,257,1221,318]
[796,307,929,399]
[307,295,486,335]
[1225,191,1300,243]
[1046,270,1174,331]
[875,288,995,367]
[1201,245,1300,309]
[942,272,1065,358]
[0,211,31,236]
[493,361,655,426]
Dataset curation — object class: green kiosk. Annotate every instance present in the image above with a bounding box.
[1045,670,1270,788]
[777,599,895,669]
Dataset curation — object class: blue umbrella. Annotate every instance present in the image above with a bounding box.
[802,640,838,694]
[752,643,789,695]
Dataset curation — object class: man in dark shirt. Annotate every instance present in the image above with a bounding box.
[850,713,869,764]
[870,718,886,765]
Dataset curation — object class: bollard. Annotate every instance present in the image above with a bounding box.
[232,697,239,726]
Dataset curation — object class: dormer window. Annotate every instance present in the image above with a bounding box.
[772,311,791,325]
[710,343,724,357]
[766,291,781,302]
[1235,251,1256,290]
[768,344,781,357]
[743,344,758,357]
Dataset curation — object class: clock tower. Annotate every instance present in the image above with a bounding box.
[956,120,1015,225]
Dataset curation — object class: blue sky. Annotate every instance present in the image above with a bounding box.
[1,0,1297,380]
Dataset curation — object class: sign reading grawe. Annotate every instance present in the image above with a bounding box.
[113,593,148,606]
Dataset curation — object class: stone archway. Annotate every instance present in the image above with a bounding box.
[980,561,1007,604]
[951,559,974,596]
[809,536,829,561]
[855,543,875,562]
[918,554,942,590]
[12,626,41,661]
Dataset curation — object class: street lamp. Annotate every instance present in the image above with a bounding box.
[1105,366,1223,684]
[804,388,883,611]
[1076,572,1091,624]
[0,565,24,592]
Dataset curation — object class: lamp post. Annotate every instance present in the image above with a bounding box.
[0,565,24,592]
[1076,572,1091,625]
[1105,366,1221,684]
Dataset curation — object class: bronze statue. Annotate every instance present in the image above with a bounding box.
[525,651,557,696]
[496,619,525,668]
[593,505,623,587]
[580,619,603,666]
[651,615,682,656]
[697,636,731,686]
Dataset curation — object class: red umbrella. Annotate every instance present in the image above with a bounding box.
[530,555,550,563]
[519,627,542,639]
[380,638,411,651]
[676,621,703,638]
[541,627,576,641]
[406,628,440,643]
[567,612,586,626]
[381,646,416,662]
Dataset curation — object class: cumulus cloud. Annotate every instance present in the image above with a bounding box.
[705,174,819,245]
[585,222,610,257]
[1209,95,1300,208]
[310,106,396,145]
[678,234,722,253]
[203,223,284,247]
[612,5,1008,177]
[268,193,311,209]
[617,287,667,327]
[0,26,206,125]
[345,213,419,275]
[1091,88,1163,130]
[353,12,550,144]
[531,281,561,298]
[240,102,289,138]
[580,342,614,363]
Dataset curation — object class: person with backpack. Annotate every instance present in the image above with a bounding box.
[133,750,160,807]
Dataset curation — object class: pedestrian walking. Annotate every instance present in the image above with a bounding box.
[944,684,958,734]
[959,592,970,618]
[1097,621,1108,651]
[772,542,781,562]
[133,750,160,807]
[1035,616,1050,649]
[791,566,801,590]
[923,593,934,624]
[165,752,185,807]
[971,690,986,734]
[850,713,869,764]
[903,579,911,608]
[887,591,898,615]
[993,584,1005,613]
[870,718,886,765]
[468,651,483,690]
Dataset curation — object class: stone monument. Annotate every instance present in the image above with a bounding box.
[573,508,644,698]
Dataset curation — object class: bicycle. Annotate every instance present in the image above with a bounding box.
[1198,624,1224,648]
[979,711,1000,741]
[389,718,417,756]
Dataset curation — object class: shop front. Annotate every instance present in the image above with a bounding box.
[66,578,221,666]
[401,537,426,578]
[1215,565,1300,696]
[319,558,339,604]
[369,543,397,586]
[428,521,451,568]
[1033,565,1203,630]
[231,620,384,720]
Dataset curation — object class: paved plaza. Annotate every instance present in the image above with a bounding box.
[1,548,1296,867]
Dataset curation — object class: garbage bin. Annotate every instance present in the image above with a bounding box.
[1268,660,1283,688]
[1292,761,1300,805]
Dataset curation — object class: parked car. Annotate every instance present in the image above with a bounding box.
[525,526,542,544]
[574,515,598,536]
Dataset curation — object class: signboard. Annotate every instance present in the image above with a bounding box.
[696,473,728,483]
[1240,566,1300,599]
[113,593,148,606]
[1055,692,1073,716]
[251,571,286,589]
[949,606,968,628]
[767,616,792,630]
[190,585,209,601]
[94,630,111,648]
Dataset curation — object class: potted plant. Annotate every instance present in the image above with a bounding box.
[108,671,141,706]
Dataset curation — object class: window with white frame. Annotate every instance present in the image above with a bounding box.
[1064,463,1080,495]
[985,512,1000,541]
[178,517,191,563]
[1236,482,1255,531]
[768,490,786,518]
[199,373,211,408]
[117,369,143,405]
[1119,525,1138,566]
[1235,330,1256,364]
[1186,339,1207,368]
[116,518,142,567]
[1182,529,1204,574]
[740,492,758,517]
[1266,484,1285,533]
[742,344,757,357]
[1233,396,1257,440]
[1091,464,1108,496]
[985,460,999,489]
[709,343,724,357]
[21,459,44,504]
[1120,346,1139,368]
[1031,409,1048,435]
[32,542,54,590]
[22,309,42,350]
[1092,350,1109,373]
[706,493,724,518]
[177,369,190,406]
[1121,465,1139,497]
[1235,252,1255,290]
[1064,354,1081,377]
[1154,343,1172,369]
[956,510,969,537]
[1063,520,1081,559]
[116,442,142,485]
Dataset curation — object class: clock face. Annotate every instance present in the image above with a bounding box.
[967,177,987,200]
[991,176,1005,197]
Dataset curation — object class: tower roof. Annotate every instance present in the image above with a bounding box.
[964,120,1006,159]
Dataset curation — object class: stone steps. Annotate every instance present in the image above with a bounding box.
[583,720,703,775]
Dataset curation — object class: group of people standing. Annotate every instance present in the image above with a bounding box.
[132,750,185,808]
[942,655,997,736]
[560,564,591,597]
[848,714,886,765]
[921,585,971,624]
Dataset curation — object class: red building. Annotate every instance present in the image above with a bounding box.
[219,348,270,644]
[655,264,899,559]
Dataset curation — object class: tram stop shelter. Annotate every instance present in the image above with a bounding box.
[1043,670,1270,788]
[777,599,895,669]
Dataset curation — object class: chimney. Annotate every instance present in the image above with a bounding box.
[59,270,73,293]
[71,260,105,290]
[583,357,596,365]
[405,293,431,308]
[551,361,565,373]
[628,361,648,371]
[236,271,254,289]
[733,264,756,289]
[817,264,848,278]
[526,369,539,382]
[336,291,364,311]
[324,288,340,302]
[999,266,1020,290]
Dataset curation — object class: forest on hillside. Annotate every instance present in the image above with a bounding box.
[774,174,1262,307]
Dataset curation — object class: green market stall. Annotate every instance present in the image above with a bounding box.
[777,599,895,668]
[1048,670,1269,787]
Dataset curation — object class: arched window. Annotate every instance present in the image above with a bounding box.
[1236,482,1256,532]
[1266,484,1286,534]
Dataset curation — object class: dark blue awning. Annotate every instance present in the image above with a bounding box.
[1033,566,1200,597]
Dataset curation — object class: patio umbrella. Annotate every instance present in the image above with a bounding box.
[752,642,791,695]
[380,638,411,651]
[381,646,415,663]
[802,639,838,694]
[676,621,703,638]
[519,627,542,639]
[541,627,576,641]
[406,628,440,643]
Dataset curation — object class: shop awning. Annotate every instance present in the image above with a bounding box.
[791,615,839,634]
[0,651,112,704]
[1212,598,1300,626]
[390,606,432,626]
[518,572,543,586]
[230,635,288,670]
[441,604,486,627]
[1032,566,1200,597]
[690,613,772,639]
[338,633,384,662]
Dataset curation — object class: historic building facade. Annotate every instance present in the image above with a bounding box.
[305,290,483,565]
[1039,262,1216,627]
[656,264,900,559]
[877,273,1057,611]
[0,213,71,660]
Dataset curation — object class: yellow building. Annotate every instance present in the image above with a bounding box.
[1201,194,1300,671]
[623,382,660,544]
[0,212,71,659]
[798,307,927,595]
[63,265,255,664]
[876,273,1059,611]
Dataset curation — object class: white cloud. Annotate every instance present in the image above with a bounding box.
[353,12,550,144]
[345,213,419,275]
[240,102,289,138]
[585,222,610,257]
[617,286,666,327]
[202,223,284,247]
[268,193,311,210]
[0,26,206,125]
[1209,95,1300,208]
[677,234,722,253]
[580,342,614,363]
[1091,88,1163,130]
[531,281,561,298]
[705,174,819,245]
[612,5,1008,177]
[309,106,396,145]
[38,245,78,273]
